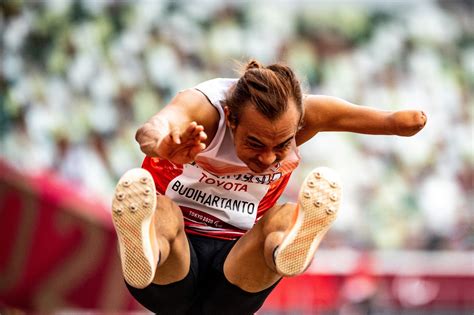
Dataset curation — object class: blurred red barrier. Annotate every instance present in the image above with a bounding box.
[0,160,142,311]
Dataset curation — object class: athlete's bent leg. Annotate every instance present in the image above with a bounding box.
[223,167,342,293]
[112,168,195,314]
[221,203,293,293]
[151,194,190,285]
[111,168,190,288]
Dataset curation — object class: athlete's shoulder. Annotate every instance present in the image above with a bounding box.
[171,88,210,109]
[171,78,236,108]
[193,78,238,105]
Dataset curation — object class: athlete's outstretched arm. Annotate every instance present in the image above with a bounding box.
[296,95,427,145]
[135,89,219,164]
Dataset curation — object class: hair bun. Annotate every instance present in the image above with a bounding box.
[245,60,263,71]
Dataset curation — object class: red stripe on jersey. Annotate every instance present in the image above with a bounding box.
[141,157,183,194]
[256,172,292,220]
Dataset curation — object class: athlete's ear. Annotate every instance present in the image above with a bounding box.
[224,106,235,129]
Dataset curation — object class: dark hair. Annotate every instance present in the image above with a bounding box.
[225,59,303,125]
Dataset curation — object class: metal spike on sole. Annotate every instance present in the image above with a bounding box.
[111,168,159,289]
[326,207,335,215]
[274,166,342,277]
[116,192,125,201]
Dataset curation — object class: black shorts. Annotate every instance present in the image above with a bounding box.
[126,233,280,315]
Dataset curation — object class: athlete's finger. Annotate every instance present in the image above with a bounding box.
[192,130,207,145]
[190,124,204,138]
[182,121,198,140]
[169,126,181,144]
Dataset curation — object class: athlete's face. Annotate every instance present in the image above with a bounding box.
[225,102,301,174]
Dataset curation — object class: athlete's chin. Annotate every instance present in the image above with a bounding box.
[248,163,270,174]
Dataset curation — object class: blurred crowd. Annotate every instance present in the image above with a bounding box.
[1,0,473,251]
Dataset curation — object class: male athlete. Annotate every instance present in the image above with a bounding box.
[111,60,427,314]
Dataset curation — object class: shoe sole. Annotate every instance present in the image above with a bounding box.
[275,167,341,276]
[111,168,158,289]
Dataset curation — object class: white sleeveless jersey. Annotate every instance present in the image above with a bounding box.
[143,78,301,240]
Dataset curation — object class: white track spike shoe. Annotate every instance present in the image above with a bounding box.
[274,167,342,276]
[111,168,159,288]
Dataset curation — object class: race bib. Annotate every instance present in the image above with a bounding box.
[165,163,272,230]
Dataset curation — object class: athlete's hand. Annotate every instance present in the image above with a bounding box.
[392,110,427,136]
[161,121,208,164]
